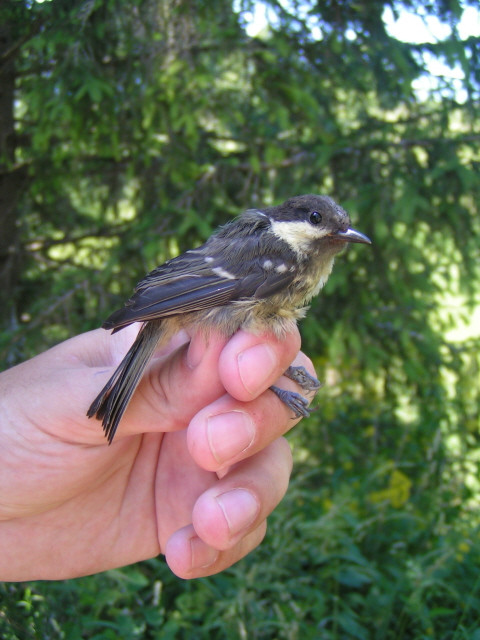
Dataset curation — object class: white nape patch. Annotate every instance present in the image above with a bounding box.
[270,219,329,256]
[275,263,288,273]
[212,266,236,280]
[263,259,273,269]
[204,256,214,263]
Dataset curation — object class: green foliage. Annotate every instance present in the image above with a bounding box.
[1,0,480,637]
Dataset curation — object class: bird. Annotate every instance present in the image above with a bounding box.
[87,194,371,443]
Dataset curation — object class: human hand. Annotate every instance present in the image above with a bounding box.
[0,324,316,580]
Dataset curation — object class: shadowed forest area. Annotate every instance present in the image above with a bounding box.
[1,0,480,637]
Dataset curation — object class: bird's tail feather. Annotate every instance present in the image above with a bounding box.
[87,322,161,443]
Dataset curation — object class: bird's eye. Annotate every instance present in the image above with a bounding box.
[309,211,322,225]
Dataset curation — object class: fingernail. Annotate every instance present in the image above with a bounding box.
[237,343,278,396]
[189,536,219,570]
[215,489,259,536]
[207,411,255,465]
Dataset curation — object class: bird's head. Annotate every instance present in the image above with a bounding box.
[264,194,371,258]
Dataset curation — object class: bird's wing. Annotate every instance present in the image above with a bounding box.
[103,239,296,330]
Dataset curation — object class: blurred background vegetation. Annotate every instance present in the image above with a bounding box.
[1,0,479,637]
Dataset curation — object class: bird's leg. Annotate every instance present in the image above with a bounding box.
[283,365,322,392]
[270,386,311,418]
[269,366,321,419]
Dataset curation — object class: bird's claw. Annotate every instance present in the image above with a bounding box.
[270,385,311,419]
[284,365,322,392]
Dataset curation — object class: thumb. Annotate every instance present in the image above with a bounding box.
[107,329,230,439]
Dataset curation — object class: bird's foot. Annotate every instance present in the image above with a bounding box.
[284,365,322,392]
[270,385,311,419]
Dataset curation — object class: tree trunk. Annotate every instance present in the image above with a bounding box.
[0,22,27,328]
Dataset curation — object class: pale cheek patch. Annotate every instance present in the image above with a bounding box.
[270,220,329,255]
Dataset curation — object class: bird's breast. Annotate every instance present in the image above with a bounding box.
[295,255,336,302]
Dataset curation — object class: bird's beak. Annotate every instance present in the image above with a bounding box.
[335,228,371,244]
